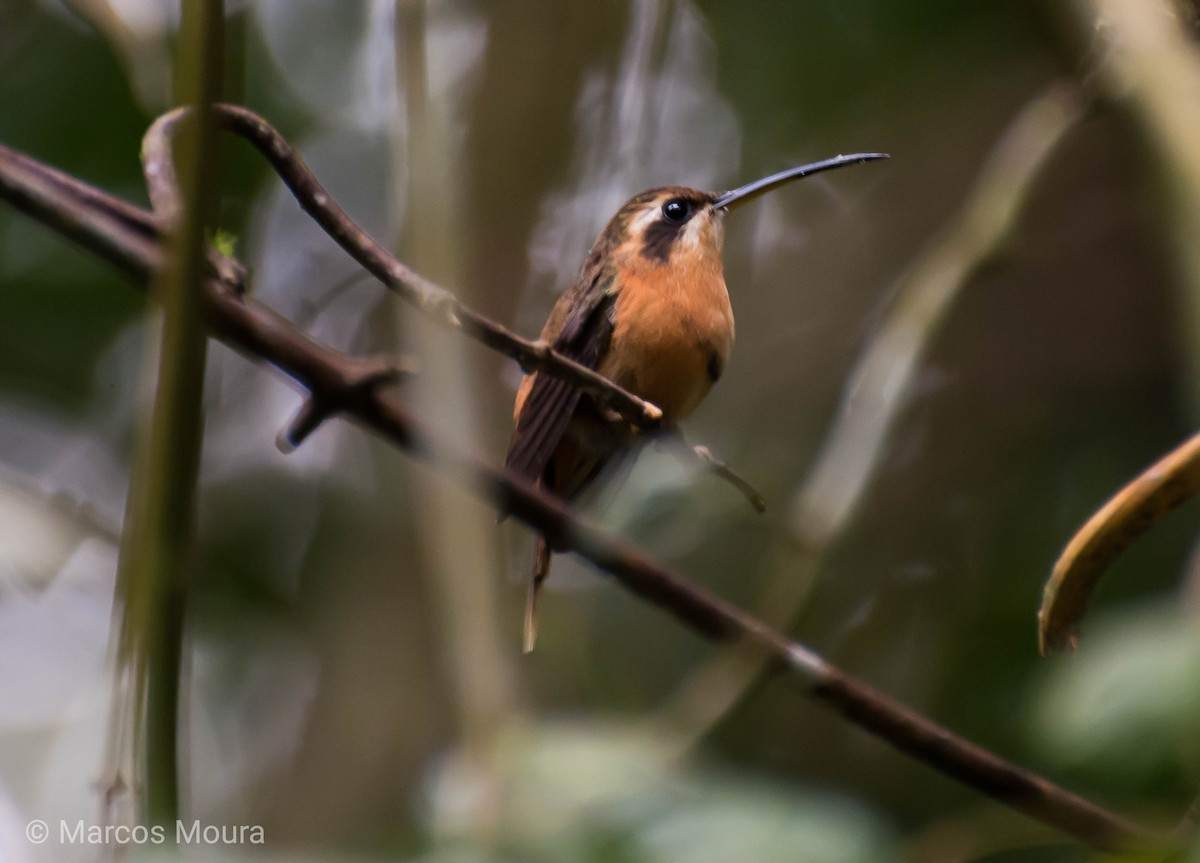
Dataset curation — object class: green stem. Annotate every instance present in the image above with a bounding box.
[112,0,224,831]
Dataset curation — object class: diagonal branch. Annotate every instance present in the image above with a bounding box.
[0,137,1157,854]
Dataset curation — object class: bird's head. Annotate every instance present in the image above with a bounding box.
[593,153,888,272]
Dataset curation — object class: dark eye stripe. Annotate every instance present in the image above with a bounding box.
[641,215,687,263]
[640,197,698,263]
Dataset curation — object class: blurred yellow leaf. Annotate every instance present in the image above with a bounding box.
[1039,432,1200,654]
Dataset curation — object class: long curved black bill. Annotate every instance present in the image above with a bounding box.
[713,152,888,211]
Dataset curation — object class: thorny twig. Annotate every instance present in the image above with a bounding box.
[148,104,665,431]
[0,118,1158,853]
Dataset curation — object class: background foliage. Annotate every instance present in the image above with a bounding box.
[1,1,1197,861]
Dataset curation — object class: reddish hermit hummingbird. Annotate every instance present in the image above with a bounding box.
[506,152,887,651]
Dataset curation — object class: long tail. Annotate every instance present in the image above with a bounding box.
[523,534,552,653]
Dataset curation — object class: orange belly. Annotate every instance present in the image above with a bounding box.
[601,273,734,422]
[600,327,712,421]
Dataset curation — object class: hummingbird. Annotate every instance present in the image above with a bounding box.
[506,152,887,651]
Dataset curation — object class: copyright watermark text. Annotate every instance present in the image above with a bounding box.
[26,819,264,846]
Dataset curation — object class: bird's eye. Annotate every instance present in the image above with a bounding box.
[662,198,691,223]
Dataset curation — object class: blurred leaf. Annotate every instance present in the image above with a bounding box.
[427,720,895,863]
[210,227,238,259]
[639,783,895,863]
[1030,604,1200,788]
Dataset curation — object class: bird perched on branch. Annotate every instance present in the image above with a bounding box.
[506,153,886,652]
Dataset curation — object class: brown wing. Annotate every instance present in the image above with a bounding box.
[505,274,616,487]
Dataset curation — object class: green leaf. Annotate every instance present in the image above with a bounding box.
[1029,603,1200,787]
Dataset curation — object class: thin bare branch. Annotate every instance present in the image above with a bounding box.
[143,104,664,431]
[276,355,415,452]
[144,104,775,512]
[0,139,1157,855]
[0,143,162,280]
[655,433,767,513]
[690,445,766,513]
